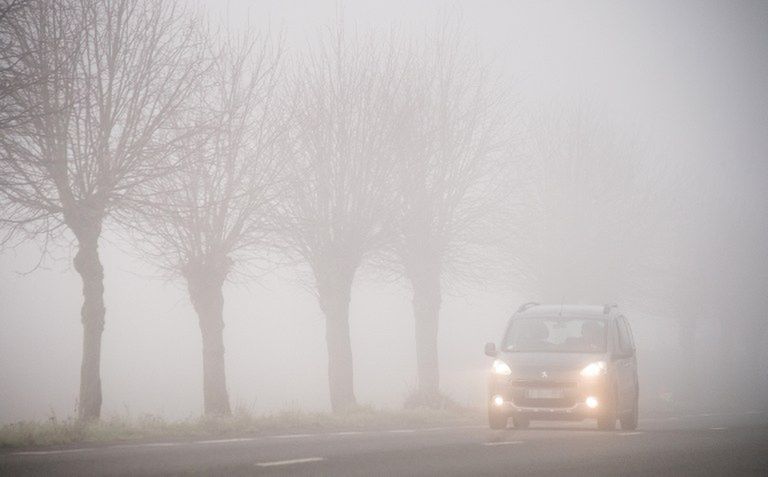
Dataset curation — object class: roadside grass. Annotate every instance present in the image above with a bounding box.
[0,405,482,449]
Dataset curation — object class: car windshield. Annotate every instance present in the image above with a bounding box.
[502,317,607,353]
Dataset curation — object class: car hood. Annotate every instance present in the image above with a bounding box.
[499,352,606,380]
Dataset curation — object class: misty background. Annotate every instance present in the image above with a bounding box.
[1,0,767,423]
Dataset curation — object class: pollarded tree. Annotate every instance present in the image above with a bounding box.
[647,161,768,404]
[0,0,205,420]
[125,31,285,416]
[0,0,30,131]
[281,25,411,412]
[393,23,514,405]
[527,107,652,305]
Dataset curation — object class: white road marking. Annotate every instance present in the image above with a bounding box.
[195,438,257,444]
[255,457,325,467]
[619,432,642,436]
[268,433,314,439]
[7,424,493,457]
[13,448,95,456]
[640,417,675,422]
[643,411,764,423]
[483,441,523,446]
[709,427,727,430]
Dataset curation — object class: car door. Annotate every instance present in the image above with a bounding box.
[615,317,636,412]
[621,317,639,406]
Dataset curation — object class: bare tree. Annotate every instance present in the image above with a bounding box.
[630,173,712,402]
[0,0,26,21]
[0,0,31,131]
[526,107,653,305]
[651,164,768,406]
[126,30,285,416]
[0,0,205,420]
[281,25,411,412]
[393,23,513,405]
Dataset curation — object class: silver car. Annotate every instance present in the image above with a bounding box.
[485,303,639,430]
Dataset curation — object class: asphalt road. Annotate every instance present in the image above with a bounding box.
[2,411,767,476]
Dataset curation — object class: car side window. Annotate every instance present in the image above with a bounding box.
[617,317,634,354]
[610,320,622,353]
[623,317,636,349]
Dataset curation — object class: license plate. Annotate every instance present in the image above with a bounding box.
[526,388,564,399]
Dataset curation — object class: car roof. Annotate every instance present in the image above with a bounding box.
[515,304,619,318]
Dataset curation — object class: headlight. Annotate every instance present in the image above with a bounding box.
[492,359,512,376]
[580,361,607,378]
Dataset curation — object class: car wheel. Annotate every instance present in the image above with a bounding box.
[620,394,639,431]
[512,415,530,429]
[488,410,508,430]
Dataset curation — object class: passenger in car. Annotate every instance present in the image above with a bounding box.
[580,321,604,352]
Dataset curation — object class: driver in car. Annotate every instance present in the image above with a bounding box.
[514,321,551,350]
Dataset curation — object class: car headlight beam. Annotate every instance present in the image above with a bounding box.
[580,361,607,378]
[492,359,512,376]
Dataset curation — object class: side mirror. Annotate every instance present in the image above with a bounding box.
[484,342,498,357]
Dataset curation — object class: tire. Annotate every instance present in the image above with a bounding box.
[489,410,508,430]
[620,394,639,431]
[512,415,530,429]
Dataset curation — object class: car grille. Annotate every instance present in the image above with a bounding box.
[512,380,577,388]
[509,380,577,408]
[513,396,575,408]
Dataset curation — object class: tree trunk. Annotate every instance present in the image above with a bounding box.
[317,271,357,412]
[73,231,105,421]
[736,320,766,408]
[676,317,697,405]
[717,314,748,406]
[410,268,441,403]
[187,271,231,416]
[719,315,737,378]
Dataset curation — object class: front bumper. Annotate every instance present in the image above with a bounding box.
[489,377,610,420]
[492,399,600,420]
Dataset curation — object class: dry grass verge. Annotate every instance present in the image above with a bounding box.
[0,406,482,449]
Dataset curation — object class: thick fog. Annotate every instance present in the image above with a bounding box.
[1,0,767,424]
